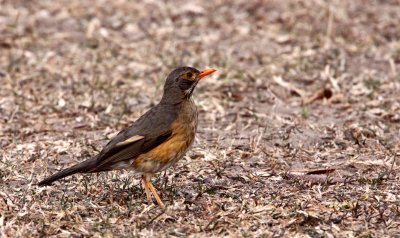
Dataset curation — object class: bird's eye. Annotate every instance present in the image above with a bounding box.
[186,72,193,78]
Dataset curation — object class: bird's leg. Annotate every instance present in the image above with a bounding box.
[141,175,153,205]
[142,174,165,208]
[146,180,165,208]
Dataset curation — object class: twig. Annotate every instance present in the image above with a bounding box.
[139,210,166,230]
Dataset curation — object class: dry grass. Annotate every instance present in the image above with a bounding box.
[1,0,400,237]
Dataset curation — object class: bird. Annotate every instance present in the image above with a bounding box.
[38,66,217,208]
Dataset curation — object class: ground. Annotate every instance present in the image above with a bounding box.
[1,0,400,237]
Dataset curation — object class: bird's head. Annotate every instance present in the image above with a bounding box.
[161,66,216,104]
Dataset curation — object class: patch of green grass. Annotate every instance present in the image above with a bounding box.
[301,106,311,118]
[364,78,381,91]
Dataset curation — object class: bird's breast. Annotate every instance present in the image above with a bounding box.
[133,101,198,173]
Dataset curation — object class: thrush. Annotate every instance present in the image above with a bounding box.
[38,66,216,207]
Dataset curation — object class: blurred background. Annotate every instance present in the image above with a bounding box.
[1,0,399,237]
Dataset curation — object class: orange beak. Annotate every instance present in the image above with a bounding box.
[198,68,217,79]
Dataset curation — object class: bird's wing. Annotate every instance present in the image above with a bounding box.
[89,105,177,172]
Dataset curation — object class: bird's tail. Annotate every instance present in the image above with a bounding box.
[38,157,99,186]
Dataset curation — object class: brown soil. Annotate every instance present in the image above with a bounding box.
[1,0,399,237]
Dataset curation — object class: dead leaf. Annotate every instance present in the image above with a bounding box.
[273,76,306,98]
[303,88,333,105]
